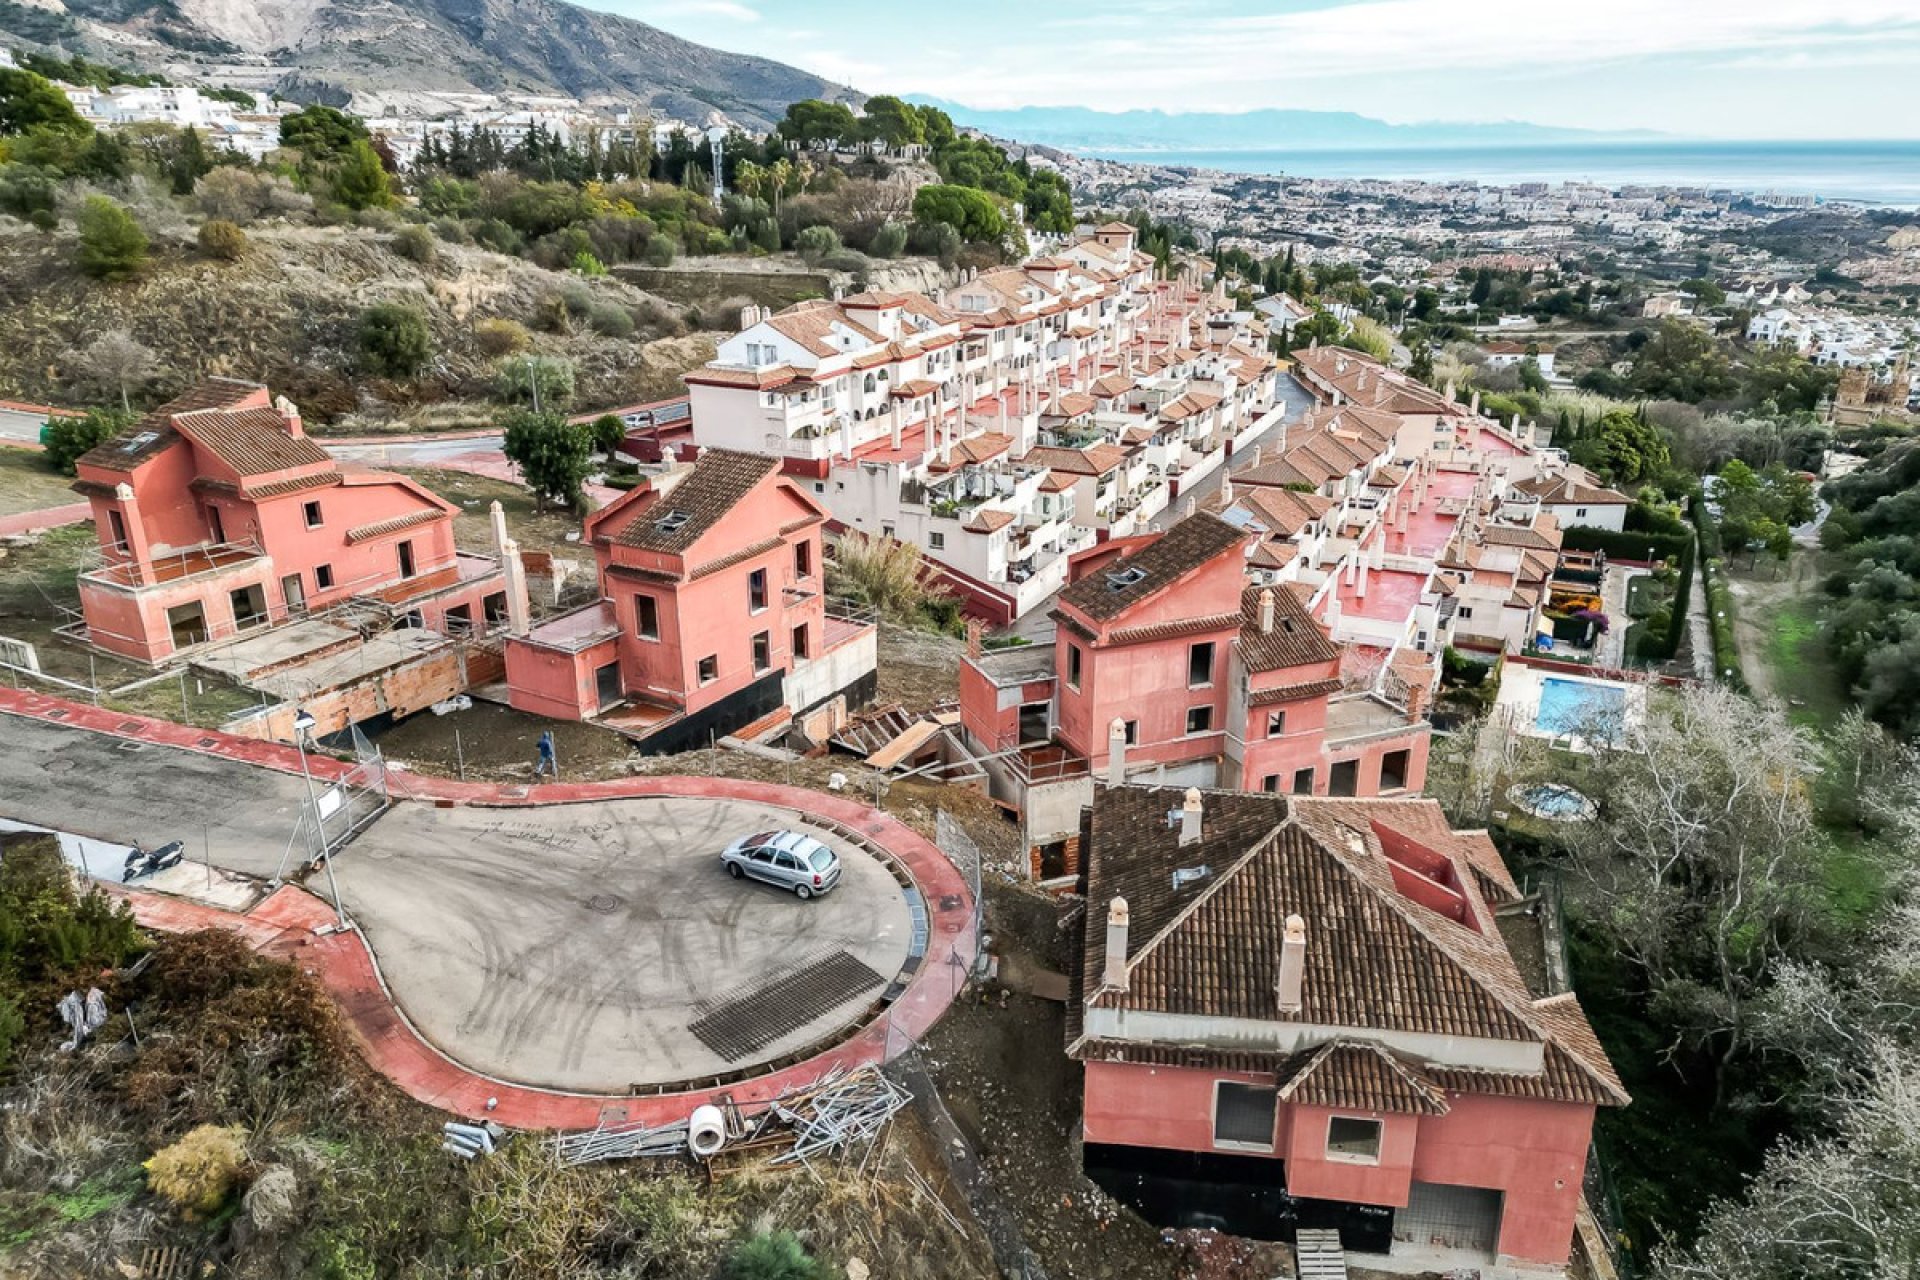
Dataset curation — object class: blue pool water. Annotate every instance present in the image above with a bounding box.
[1535,677,1626,738]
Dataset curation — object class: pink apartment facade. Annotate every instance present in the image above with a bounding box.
[1073,785,1627,1269]
[960,513,1431,850]
[70,379,506,664]
[504,449,876,751]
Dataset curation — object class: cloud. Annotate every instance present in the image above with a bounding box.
[887,0,1920,111]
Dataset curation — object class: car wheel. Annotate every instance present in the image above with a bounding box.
[727,862,743,879]
[794,883,812,900]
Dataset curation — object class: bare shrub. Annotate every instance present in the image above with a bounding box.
[144,1124,247,1218]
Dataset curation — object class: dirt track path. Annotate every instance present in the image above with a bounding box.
[1725,552,1819,701]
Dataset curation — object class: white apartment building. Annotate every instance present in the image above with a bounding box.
[688,224,1285,623]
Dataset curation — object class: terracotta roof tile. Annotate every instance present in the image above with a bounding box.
[172,407,331,477]
[1058,513,1247,622]
[1276,1040,1450,1115]
[1239,585,1341,672]
[1072,786,1625,1108]
[76,377,265,472]
[611,449,780,554]
[346,508,444,544]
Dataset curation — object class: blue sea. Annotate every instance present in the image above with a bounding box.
[1081,140,1920,208]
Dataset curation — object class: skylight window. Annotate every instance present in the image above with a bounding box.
[122,431,158,451]
[653,511,690,533]
[1105,566,1147,591]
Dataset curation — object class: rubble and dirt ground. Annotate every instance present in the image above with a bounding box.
[877,622,967,711]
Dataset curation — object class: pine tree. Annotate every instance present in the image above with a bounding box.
[332,138,393,210]
[75,196,147,281]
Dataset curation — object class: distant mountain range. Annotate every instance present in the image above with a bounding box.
[0,0,858,128]
[915,100,1657,153]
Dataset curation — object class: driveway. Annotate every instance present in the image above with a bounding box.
[0,709,916,1093]
[0,712,314,879]
[337,798,914,1091]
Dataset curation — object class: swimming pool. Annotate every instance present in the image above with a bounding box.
[1535,677,1627,739]
[1509,783,1598,821]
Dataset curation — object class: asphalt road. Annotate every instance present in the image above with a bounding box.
[0,712,313,879]
[0,711,914,1092]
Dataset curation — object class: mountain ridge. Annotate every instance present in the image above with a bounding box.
[913,99,1662,153]
[0,0,859,128]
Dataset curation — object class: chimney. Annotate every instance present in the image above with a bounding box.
[1258,588,1276,633]
[1107,717,1128,786]
[1178,787,1203,846]
[274,394,304,438]
[1250,443,1263,467]
[1103,897,1130,991]
[1277,914,1306,1014]
[491,501,531,637]
[965,618,984,658]
[739,304,756,331]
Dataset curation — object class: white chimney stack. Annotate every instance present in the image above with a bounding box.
[1258,588,1276,634]
[1107,718,1129,786]
[1178,787,1204,846]
[1277,914,1307,1014]
[1104,897,1130,991]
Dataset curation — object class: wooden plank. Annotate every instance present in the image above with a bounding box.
[864,718,942,771]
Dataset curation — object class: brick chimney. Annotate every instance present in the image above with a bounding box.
[1107,718,1128,786]
[1103,897,1130,991]
[964,618,984,659]
[1178,787,1203,846]
[274,394,304,438]
[1277,914,1306,1014]
[1258,588,1275,634]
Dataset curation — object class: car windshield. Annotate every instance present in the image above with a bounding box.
[808,849,835,871]
[743,831,776,847]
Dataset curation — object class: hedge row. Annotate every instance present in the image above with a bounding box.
[1562,523,1694,566]
[1691,496,1748,690]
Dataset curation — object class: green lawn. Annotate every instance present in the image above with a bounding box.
[1764,595,1849,730]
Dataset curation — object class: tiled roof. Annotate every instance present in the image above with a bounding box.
[1512,471,1630,506]
[1248,679,1346,706]
[1074,786,1626,1108]
[1481,523,1561,551]
[1058,513,1247,622]
[346,508,444,544]
[1276,1040,1451,1115]
[172,407,330,477]
[76,377,265,472]
[244,472,342,500]
[1239,585,1341,672]
[1019,444,1127,476]
[611,449,780,554]
[963,508,1016,534]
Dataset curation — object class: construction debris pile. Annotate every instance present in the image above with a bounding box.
[551,1065,911,1171]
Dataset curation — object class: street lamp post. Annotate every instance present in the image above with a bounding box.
[293,708,348,928]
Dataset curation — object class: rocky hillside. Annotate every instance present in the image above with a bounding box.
[0,219,719,426]
[0,0,857,127]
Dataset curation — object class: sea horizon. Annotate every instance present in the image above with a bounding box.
[1077,138,1920,208]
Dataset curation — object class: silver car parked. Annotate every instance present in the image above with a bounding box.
[720,830,842,899]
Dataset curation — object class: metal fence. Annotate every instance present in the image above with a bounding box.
[934,809,986,982]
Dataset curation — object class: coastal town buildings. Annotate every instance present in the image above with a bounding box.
[1072,784,1626,1269]
[686,224,1287,622]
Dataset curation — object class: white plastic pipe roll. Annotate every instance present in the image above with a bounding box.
[688,1104,727,1157]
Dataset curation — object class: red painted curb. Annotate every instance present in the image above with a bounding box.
[5,689,975,1130]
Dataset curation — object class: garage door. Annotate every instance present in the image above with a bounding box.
[1394,1181,1501,1257]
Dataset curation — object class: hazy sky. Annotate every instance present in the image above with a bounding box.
[590,0,1920,140]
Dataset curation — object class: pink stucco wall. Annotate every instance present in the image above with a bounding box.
[1082,1059,1596,1266]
